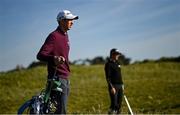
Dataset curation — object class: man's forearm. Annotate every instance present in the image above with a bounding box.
[37,52,54,64]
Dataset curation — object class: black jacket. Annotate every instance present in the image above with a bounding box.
[104,59,123,85]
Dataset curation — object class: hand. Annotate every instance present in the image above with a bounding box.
[111,87,116,95]
[54,56,65,65]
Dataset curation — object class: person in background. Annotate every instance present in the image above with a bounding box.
[37,10,78,114]
[104,48,124,114]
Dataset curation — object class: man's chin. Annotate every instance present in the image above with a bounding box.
[68,27,71,30]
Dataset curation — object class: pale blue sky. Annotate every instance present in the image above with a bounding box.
[0,0,180,71]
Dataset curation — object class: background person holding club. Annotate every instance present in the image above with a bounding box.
[104,48,124,114]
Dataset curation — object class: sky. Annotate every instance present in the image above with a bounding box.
[0,0,180,71]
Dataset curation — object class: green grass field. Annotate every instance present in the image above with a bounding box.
[0,62,180,114]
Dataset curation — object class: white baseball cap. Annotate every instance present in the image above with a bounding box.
[57,10,78,21]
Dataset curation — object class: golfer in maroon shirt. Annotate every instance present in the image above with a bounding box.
[37,10,78,114]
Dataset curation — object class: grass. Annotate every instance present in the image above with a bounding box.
[0,62,180,114]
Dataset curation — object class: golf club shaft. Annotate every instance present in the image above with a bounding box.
[124,95,133,115]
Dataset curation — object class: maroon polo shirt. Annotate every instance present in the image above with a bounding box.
[37,26,70,79]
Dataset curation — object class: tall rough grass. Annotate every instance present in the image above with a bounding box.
[0,62,180,114]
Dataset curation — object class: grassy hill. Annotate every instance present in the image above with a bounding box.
[0,62,180,114]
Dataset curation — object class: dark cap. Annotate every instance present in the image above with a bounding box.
[110,48,121,56]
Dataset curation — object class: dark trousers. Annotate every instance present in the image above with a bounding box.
[108,84,123,113]
[51,77,70,114]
